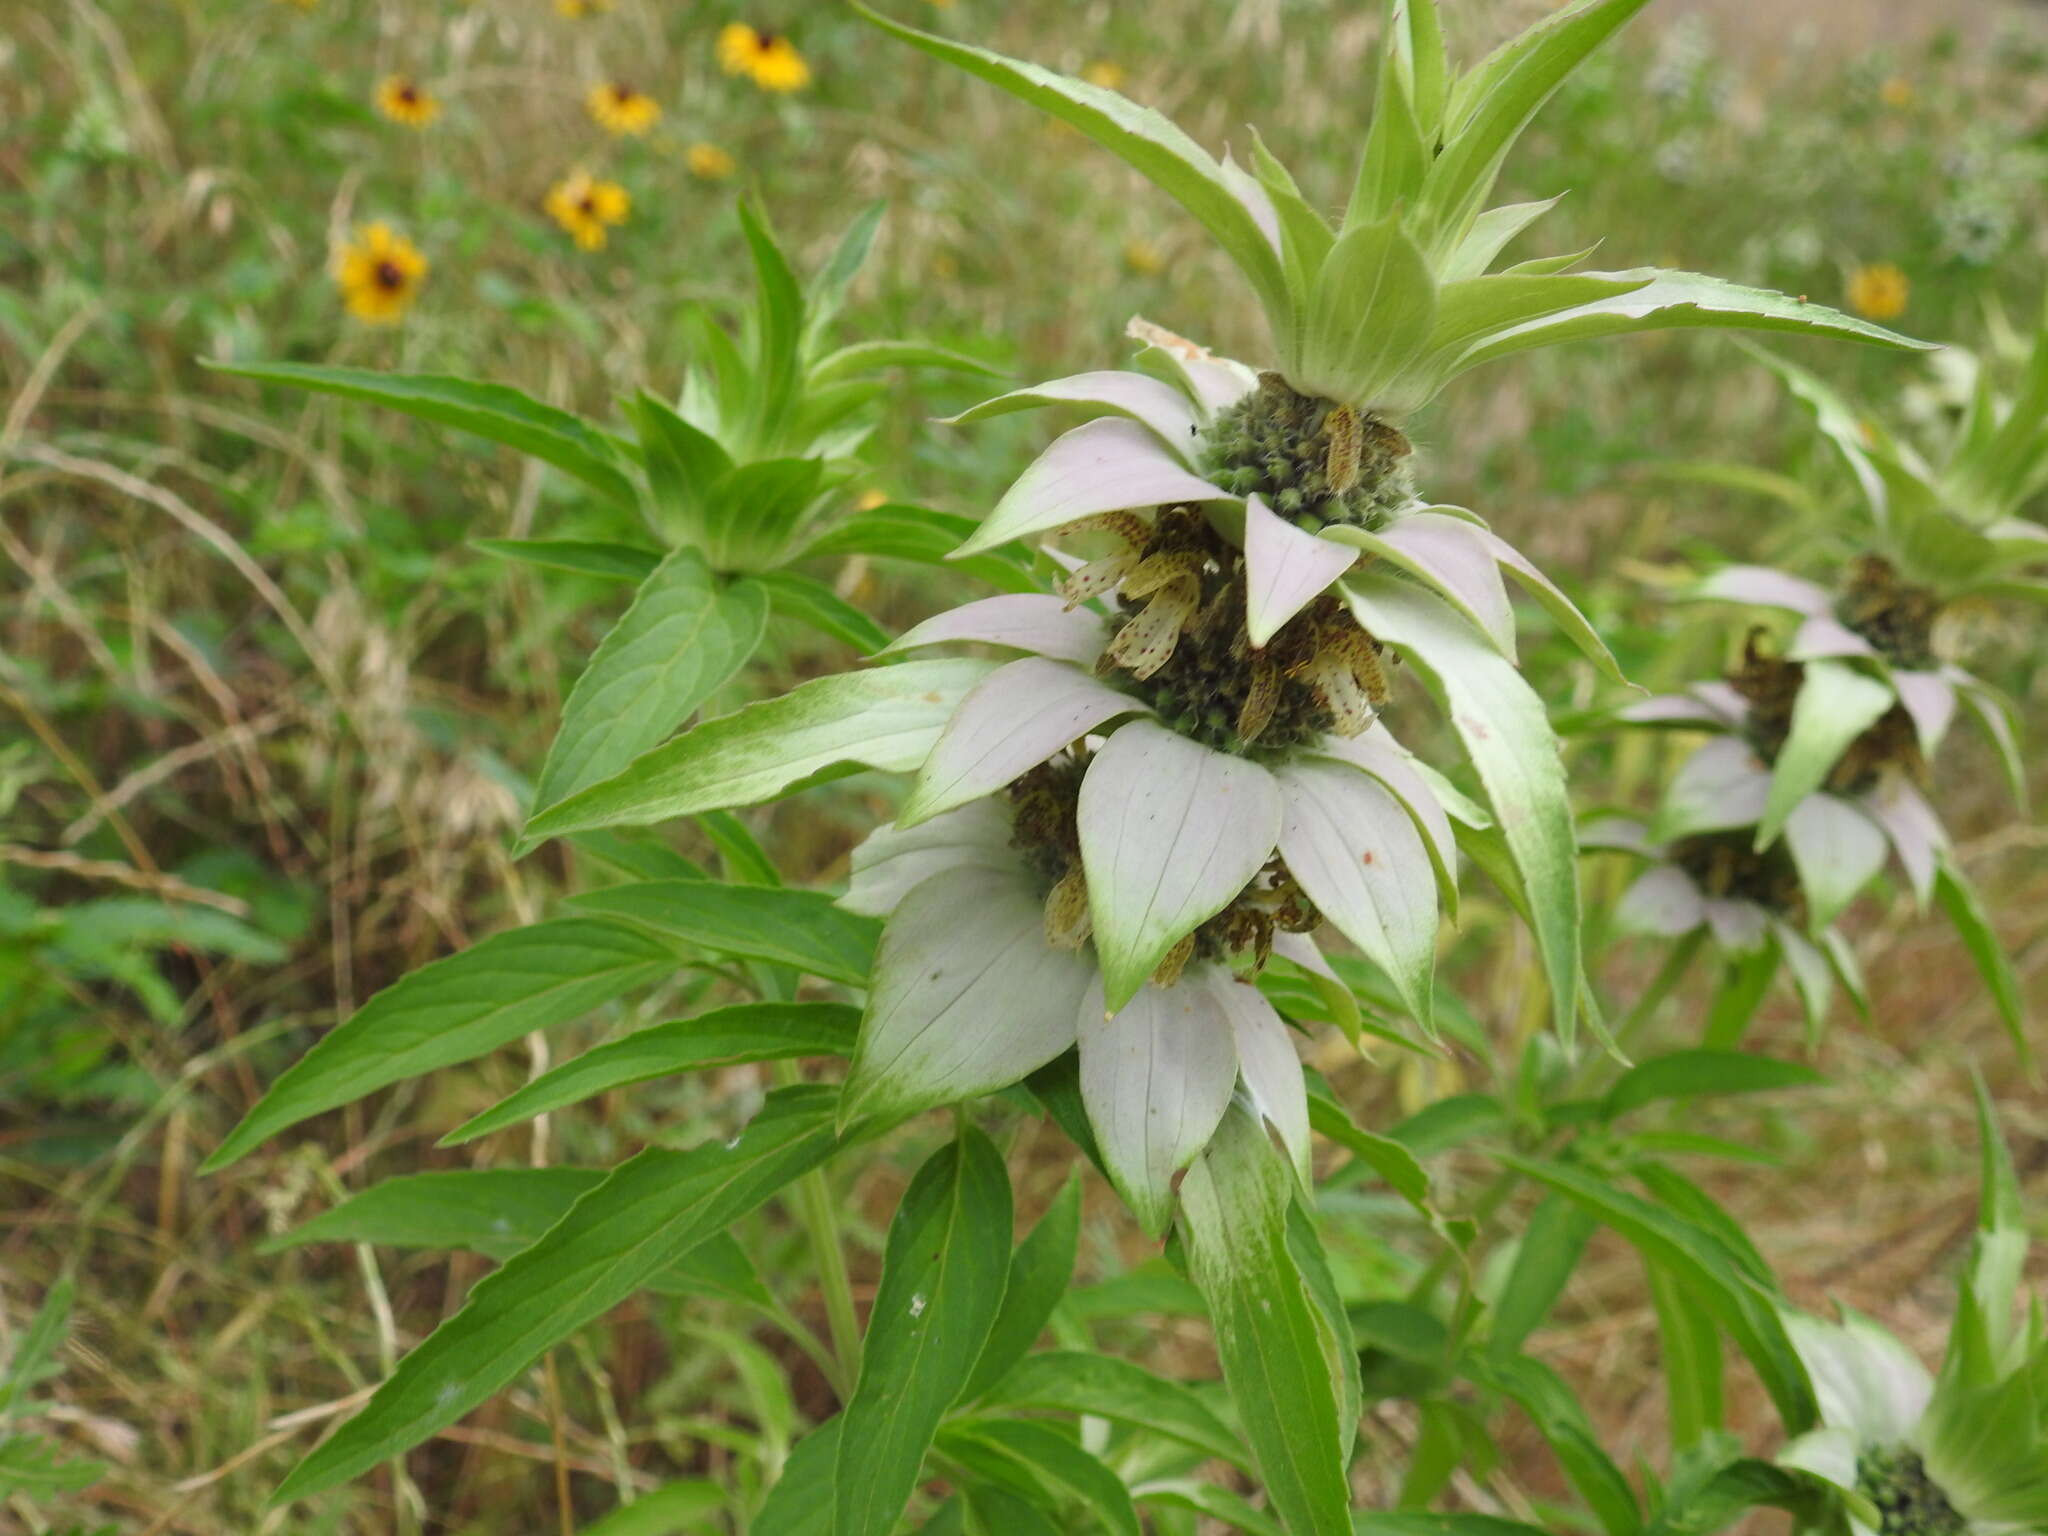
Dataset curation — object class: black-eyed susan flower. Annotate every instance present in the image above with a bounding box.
[717,24,810,93]
[1847,262,1910,321]
[544,172,630,251]
[334,222,427,325]
[686,141,736,180]
[586,81,659,136]
[374,75,440,129]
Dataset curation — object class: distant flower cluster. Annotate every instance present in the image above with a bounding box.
[285,5,812,322]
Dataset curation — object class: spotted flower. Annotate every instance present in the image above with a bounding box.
[717,24,810,93]
[1617,619,2022,1054]
[838,624,1460,1229]
[1847,262,1911,322]
[544,172,630,251]
[586,80,660,136]
[333,222,427,325]
[1778,1090,2047,1535]
[374,75,440,129]
[686,141,736,180]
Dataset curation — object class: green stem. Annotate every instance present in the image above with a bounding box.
[773,1060,862,1395]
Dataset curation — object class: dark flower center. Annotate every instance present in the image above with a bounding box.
[578,194,597,214]
[1837,554,1939,670]
[1006,753,1319,985]
[1199,372,1414,533]
[398,84,418,103]
[1084,507,1391,758]
[756,31,779,50]
[1669,829,1804,918]
[1855,1445,1968,1536]
[373,260,405,290]
[1727,629,1923,795]
[613,83,634,102]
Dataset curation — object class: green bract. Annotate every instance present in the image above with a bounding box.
[861,0,1927,418]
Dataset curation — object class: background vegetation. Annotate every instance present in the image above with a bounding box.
[3,1,2044,1531]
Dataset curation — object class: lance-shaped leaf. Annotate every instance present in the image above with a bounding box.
[1440,196,1563,282]
[208,361,638,507]
[1347,16,1429,229]
[1180,1107,1352,1536]
[987,1353,1248,1468]
[800,503,1039,594]
[962,1173,1081,1401]
[1273,758,1436,1031]
[203,918,674,1171]
[842,865,1095,1128]
[757,571,893,657]
[443,1001,860,1145]
[938,1420,1140,1536]
[1932,856,2030,1066]
[273,1087,841,1501]
[1078,720,1283,1009]
[1470,526,1627,684]
[1294,215,1437,407]
[531,551,768,815]
[1423,0,1655,256]
[954,417,1227,557]
[1078,975,1240,1236]
[856,7,1292,339]
[834,1127,1012,1536]
[1503,1154,1816,1433]
[521,659,996,843]
[940,370,1204,454]
[1343,574,1580,1038]
[567,882,877,986]
[1756,660,1894,849]
[472,538,660,583]
[1450,270,1931,378]
[1243,495,1360,647]
[901,659,1146,828]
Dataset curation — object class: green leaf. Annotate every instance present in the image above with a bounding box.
[204,918,674,1171]
[834,1126,1013,1536]
[1422,0,1655,258]
[963,1173,1081,1401]
[753,1417,843,1536]
[1344,575,1580,1042]
[809,339,1003,386]
[1440,197,1563,282]
[531,551,768,816]
[1295,216,1437,408]
[0,1434,106,1496]
[1932,856,2030,1066]
[699,456,826,574]
[567,882,877,986]
[1450,269,1932,379]
[799,503,1038,594]
[579,1480,727,1536]
[1645,1262,1723,1448]
[984,1352,1247,1469]
[939,1420,1140,1536]
[442,1001,860,1145]
[1502,1156,1814,1432]
[208,361,637,507]
[738,198,806,443]
[1347,34,1428,231]
[273,1086,840,1501]
[1137,1480,1288,1536]
[0,1278,74,1413]
[628,391,734,546]
[471,538,661,583]
[756,569,894,656]
[1181,1108,1351,1535]
[1487,1194,1595,1359]
[1755,661,1893,848]
[856,6,1293,341]
[1603,1050,1824,1121]
[1424,273,1650,376]
[521,659,996,842]
[1307,1091,1434,1218]
[1469,1355,1640,1536]
[1354,1517,1554,1535]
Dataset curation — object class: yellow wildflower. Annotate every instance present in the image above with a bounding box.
[1879,75,1914,108]
[857,488,888,511]
[1123,238,1164,276]
[1846,262,1909,322]
[545,171,631,251]
[555,0,610,15]
[687,141,737,180]
[334,222,427,325]
[586,81,661,136]
[1082,61,1126,90]
[717,24,811,93]
[374,75,440,128]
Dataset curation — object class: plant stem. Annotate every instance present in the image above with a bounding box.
[772,1060,862,1395]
